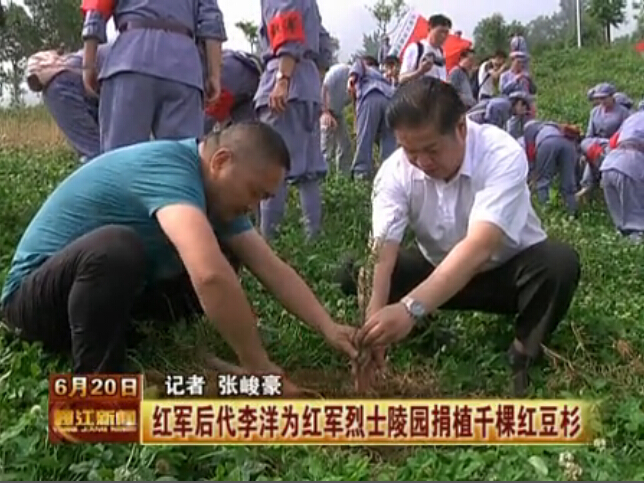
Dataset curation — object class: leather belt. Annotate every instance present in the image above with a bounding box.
[118,19,194,39]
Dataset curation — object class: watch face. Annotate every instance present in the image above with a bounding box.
[410,301,425,317]
[403,298,425,318]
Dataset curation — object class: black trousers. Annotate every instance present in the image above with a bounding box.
[338,239,581,357]
[2,225,240,374]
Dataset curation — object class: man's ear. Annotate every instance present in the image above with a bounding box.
[209,147,233,175]
[457,115,467,140]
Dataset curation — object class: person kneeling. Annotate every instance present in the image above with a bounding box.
[599,111,644,243]
[337,78,581,396]
[1,122,357,393]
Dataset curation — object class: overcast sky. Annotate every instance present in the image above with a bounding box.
[205,0,637,60]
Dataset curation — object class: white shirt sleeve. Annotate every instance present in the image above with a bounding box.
[468,142,530,245]
[371,163,410,243]
[478,62,488,84]
[399,42,419,76]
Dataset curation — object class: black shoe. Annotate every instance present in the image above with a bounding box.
[332,254,359,296]
[507,345,532,397]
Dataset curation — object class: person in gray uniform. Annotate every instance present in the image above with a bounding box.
[523,120,580,216]
[204,50,263,133]
[348,54,397,180]
[254,0,330,241]
[614,91,634,112]
[577,82,631,200]
[466,97,512,131]
[506,91,532,139]
[81,0,227,152]
[27,44,111,163]
[600,111,644,243]
[320,62,352,175]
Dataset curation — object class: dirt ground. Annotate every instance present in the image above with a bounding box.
[144,363,439,400]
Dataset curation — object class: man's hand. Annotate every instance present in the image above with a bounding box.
[321,323,359,359]
[357,303,415,348]
[83,66,99,97]
[347,76,357,97]
[321,111,337,129]
[418,56,434,74]
[82,40,99,97]
[205,74,221,104]
[269,78,289,113]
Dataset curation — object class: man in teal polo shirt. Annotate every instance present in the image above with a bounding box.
[1,122,358,387]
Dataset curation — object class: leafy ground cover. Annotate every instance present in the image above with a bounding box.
[0,45,643,480]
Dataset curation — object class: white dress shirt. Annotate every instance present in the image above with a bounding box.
[399,40,447,81]
[371,120,547,271]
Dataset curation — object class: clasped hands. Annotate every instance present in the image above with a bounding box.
[249,302,418,396]
[352,302,416,392]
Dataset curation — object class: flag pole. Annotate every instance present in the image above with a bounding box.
[576,0,582,48]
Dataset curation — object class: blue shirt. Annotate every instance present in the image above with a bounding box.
[1,138,252,305]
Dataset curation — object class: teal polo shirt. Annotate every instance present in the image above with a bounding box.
[1,138,252,305]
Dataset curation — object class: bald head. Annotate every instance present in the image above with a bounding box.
[199,121,290,222]
[203,121,291,171]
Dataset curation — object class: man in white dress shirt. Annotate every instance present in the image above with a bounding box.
[398,14,452,84]
[337,77,581,396]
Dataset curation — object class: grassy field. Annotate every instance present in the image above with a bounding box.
[1,45,644,480]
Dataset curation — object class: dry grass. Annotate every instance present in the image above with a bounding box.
[0,106,69,151]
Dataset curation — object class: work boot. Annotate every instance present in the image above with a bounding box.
[507,345,533,397]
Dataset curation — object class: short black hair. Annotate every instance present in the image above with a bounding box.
[385,77,466,135]
[428,14,452,29]
[205,121,291,170]
[494,49,507,59]
[362,55,379,67]
[383,55,400,66]
[459,48,474,60]
[511,97,529,108]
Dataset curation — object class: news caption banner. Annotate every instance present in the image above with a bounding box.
[49,374,596,445]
